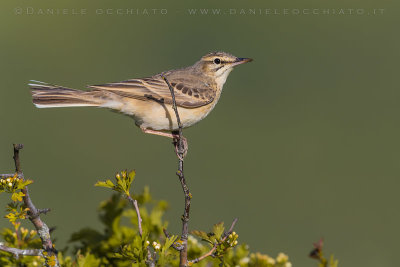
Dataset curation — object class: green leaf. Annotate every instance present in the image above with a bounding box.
[4,212,17,223]
[94,180,115,189]
[6,202,18,212]
[213,222,225,239]
[11,192,25,202]
[191,230,209,240]
[76,251,101,267]
[191,230,213,245]
[164,235,178,251]
[16,179,33,190]
[127,170,136,188]
[329,254,339,267]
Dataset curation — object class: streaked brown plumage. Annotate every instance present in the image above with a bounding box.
[30,52,252,135]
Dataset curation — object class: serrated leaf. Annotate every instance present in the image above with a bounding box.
[76,251,101,267]
[16,179,33,190]
[213,222,225,239]
[11,192,25,202]
[164,235,178,250]
[329,254,339,267]
[6,202,18,212]
[5,212,17,222]
[191,230,209,240]
[95,180,115,189]
[191,230,213,244]
[127,170,135,188]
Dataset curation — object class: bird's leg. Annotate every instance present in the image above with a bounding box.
[140,127,188,159]
[141,127,175,138]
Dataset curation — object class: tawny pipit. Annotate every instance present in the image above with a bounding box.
[30,52,252,141]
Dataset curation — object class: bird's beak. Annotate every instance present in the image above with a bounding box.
[232,57,253,66]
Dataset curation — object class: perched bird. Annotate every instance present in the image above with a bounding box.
[30,52,252,142]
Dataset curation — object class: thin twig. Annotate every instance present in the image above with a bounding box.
[126,195,143,237]
[125,193,153,266]
[13,144,23,174]
[161,74,192,267]
[146,250,156,267]
[161,74,183,137]
[38,208,51,215]
[0,244,44,258]
[190,218,238,264]
[12,144,59,267]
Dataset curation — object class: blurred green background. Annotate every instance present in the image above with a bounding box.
[1,0,399,266]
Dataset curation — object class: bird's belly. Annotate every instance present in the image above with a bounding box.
[132,101,216,131]
[102,98,218,131]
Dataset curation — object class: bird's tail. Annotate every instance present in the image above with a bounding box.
[30,80,102,108]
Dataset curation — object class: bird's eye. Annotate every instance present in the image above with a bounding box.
[213,58,221,64]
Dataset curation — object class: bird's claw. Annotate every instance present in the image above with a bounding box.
[173,136,188,160]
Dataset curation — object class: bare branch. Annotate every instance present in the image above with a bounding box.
[161,75,192,267]
[10,144,59,266]
[126,195,143,237]
[225,218,239,236]
[1,145,24,179]
[125,193,155,266]
[13,144,23,174]
[0,243,43,258]
[38,208,51,215]
[190,218,239,264]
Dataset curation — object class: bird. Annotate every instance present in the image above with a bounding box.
[30,51,252,147]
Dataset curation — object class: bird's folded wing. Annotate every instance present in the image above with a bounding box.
[87,74,215,108]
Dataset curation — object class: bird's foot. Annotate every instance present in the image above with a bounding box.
[141,127,188,160]
[173,135,188,160]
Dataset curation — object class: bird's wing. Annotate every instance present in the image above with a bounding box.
[87,74,216,108]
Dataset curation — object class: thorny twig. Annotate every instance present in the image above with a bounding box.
[0,144,59,266]
[161,74,192,267]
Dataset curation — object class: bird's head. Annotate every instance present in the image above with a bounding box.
[197,51,253,87]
